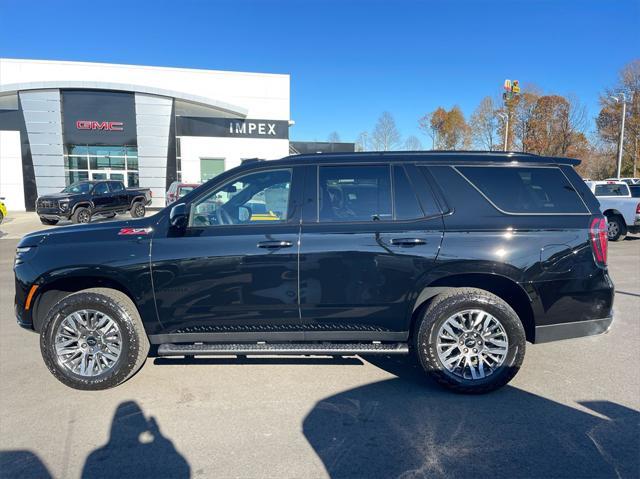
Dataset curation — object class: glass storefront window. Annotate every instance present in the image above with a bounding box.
[66,170,89,185]
[64,145,138,187]
[127,172,139,187]
[65,156,88,169]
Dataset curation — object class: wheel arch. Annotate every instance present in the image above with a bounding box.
[72,201,93,213]
[31,275,137,333]
[410,273,535,343]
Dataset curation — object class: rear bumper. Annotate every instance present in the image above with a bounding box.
[534,315,613,343]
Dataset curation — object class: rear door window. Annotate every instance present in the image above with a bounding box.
[393,165,424,220]
[318,165,392,222]
[457,166,588,214]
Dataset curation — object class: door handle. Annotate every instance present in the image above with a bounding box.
[391,238,427,246]
[257,240,293,249]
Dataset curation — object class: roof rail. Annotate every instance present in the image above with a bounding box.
[241,158,266,165]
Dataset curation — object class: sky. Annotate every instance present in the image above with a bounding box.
[0,0,638,145]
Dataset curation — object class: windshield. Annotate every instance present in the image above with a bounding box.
[62,182,92,194]
[179,186,195,197]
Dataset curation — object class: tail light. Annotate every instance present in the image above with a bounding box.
[589,216,608,267]
[636,203,640,215]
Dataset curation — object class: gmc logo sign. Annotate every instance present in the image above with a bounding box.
[76,120,124,131]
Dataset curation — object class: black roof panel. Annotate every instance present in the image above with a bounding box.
[278,150,580,166]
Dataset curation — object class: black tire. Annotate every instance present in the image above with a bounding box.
[0,211,3,224]
[72,206,92,224]
[606,215,627,242]
[414,287,525,394]
[130,201,146,218]
[40,288,150,390]
[39,217,59,225]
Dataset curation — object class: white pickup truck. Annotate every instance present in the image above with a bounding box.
[585,181,640,241]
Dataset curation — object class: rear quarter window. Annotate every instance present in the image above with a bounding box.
[456,166,588,214]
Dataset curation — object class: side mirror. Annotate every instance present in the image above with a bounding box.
[170,203,188,229]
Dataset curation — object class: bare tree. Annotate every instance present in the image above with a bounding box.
[327,131,341,143]
[371,112,401,151]
[470,96,499,150]
[403,135,423,151]
[418,108,446,149]
[355,131,369,151]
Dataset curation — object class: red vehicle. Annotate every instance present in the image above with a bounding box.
[166,181,200,206]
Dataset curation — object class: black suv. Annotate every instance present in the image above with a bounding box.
[14,152,613,393]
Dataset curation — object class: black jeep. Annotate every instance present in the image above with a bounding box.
[14,152,613,393]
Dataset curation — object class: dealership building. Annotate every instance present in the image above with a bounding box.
[0,58,298,210]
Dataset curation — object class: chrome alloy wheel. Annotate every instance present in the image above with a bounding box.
[436,309,509,380]
[607,220,619,240]
[54,309,122,377]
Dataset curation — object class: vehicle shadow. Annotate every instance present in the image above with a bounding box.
[0,401,189,479]
[303,355,640,479]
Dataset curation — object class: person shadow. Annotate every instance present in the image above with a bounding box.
[81,401,190,478]
[303,355,640,479]
[0,401,189,479]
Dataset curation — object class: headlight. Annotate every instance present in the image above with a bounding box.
[15,246,33,266]
[59,200,69,211]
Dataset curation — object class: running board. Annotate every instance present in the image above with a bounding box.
[157,342,409,356]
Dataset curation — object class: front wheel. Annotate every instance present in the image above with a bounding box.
[130,201,146,218]
[606,215,627,242]
[414,287,525,394]
[72,207,92,224]
[40,288,149,390]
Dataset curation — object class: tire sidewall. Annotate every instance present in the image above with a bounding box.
[40,292,141,390]
[417,293,525,391]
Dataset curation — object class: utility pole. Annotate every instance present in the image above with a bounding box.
[610,93,626,178]
[497,112,509,151]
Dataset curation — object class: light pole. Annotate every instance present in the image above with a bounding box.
[497,112,509,151]
[610,93,626,179]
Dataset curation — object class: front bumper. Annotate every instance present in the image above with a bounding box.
[534,315,614,343]
[36,207,70,220]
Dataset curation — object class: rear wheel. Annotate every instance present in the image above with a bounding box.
[39,217,59,225]
[131,201,146,218]
[40,288,149,390]
[414,287,525,394]
[606,215,626,241]
[72,207,91,224]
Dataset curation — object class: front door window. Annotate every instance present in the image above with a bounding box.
[190,169,292,227]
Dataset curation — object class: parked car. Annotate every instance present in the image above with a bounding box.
[36,180,152,225]
[605,177,640,185]
[166,181,200,206]
[15,152,614,393]
[629,185,640,198]
[585,180,640,241]
[0,197,6,224]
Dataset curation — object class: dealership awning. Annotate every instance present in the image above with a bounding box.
[0,81,249,118]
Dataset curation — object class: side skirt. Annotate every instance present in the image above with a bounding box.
[148,331,409,345]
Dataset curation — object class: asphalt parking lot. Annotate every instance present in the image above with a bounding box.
[0,213,638,479]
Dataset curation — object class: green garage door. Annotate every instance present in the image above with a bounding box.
[200,158,225,182]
